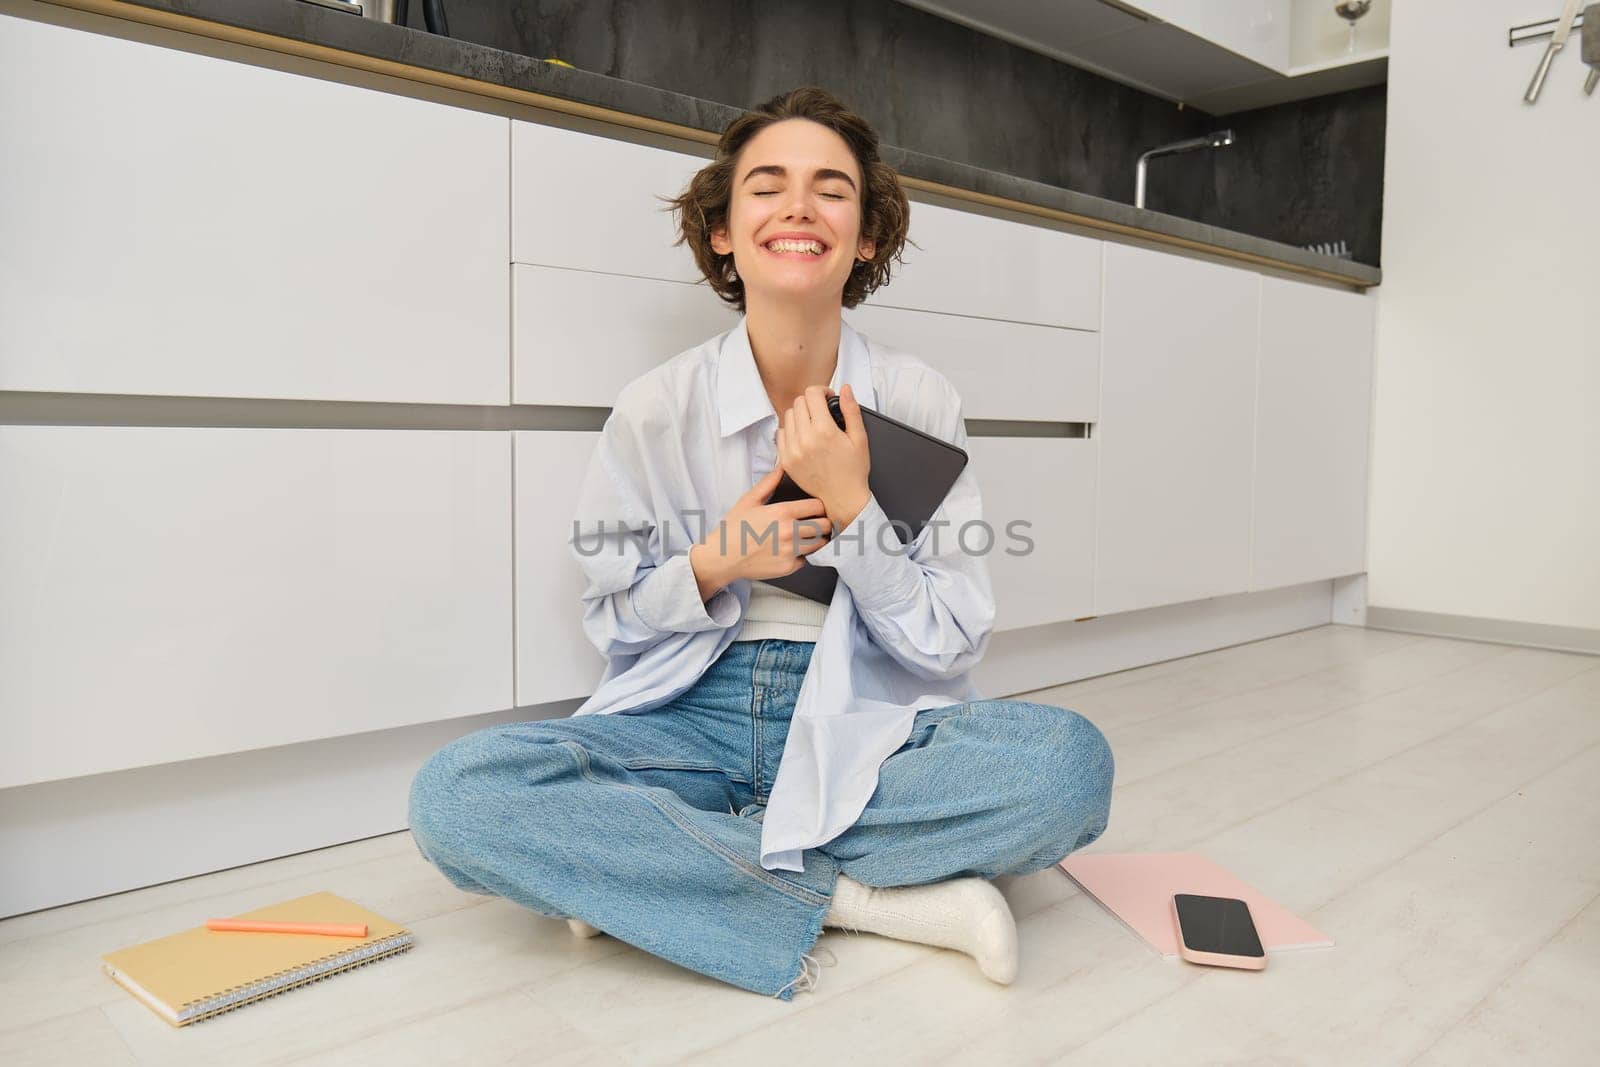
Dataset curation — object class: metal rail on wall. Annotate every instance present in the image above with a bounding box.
[1509,11,1587,44]
[1512,3,1598,101]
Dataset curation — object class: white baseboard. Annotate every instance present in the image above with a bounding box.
[1331,573,1368,627]
[974,580,1335,698]
[1364,605,1600,656]
[0,580,1337,918]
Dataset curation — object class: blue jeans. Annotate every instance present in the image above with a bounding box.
[408,639,1113,1000]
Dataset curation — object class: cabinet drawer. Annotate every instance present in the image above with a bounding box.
[846,304,1099,422]
[515,431,608,706]
[0,426,513,788]
[866,201,1102,330]
[512,120,707,282]
[513,266,733,406]
[0,15,509,404]
[967,438,1097,631]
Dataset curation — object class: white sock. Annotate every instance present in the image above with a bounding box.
[567,917,603,939]
[823,873,1019,984]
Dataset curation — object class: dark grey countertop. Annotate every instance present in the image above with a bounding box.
[61,0,1380,288]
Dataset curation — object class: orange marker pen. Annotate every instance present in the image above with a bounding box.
[205,919,368,938]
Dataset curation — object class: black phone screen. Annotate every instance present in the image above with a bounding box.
[1174,894,1265,958]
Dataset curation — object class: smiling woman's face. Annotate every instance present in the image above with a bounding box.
[710,118,877,310]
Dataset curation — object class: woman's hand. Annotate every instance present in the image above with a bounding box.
[689,465,834,599]
[777,383,872,532]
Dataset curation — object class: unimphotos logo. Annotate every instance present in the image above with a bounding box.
[571,511,1035,558]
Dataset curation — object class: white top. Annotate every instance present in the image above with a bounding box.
[733,580,829,644]
[567,314,996,872]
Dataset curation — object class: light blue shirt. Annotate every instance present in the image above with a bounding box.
[568,314,996,872]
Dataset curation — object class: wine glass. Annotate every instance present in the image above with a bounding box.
[1334,0,1373,55]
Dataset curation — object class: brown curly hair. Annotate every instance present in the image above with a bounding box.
[665,86,910,312]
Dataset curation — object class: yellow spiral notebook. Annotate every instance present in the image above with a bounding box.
[101,891,415,1027]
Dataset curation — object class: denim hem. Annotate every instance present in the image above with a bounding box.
[774,873,835,1001]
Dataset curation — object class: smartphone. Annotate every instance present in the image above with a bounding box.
[1172,893,1267,970]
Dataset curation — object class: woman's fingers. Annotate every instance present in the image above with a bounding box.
[793,515,832,537]
[840,383,868,447]
[774,498,827,520]
[743,464,785,504]
[795,539,829,556]
[788,394,812,430]
[801,386,832,429]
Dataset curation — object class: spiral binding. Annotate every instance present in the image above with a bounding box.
[177,931,415,1024]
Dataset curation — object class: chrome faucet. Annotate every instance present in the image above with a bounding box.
[1135,130,1235,209]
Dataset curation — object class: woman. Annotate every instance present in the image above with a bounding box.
[408,87,1114,1001]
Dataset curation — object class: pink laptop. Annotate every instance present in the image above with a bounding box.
[1059,852,1333,956]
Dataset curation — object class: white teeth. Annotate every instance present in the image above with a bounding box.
[765,239,825,255]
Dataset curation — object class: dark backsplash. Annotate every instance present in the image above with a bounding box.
[1159,85,1386,266]
[409,0,1384,266]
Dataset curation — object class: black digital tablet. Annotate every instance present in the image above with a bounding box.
[759,393,968,605]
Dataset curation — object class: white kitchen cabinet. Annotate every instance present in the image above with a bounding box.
[1094,244,1259,616]
[0,15,509,404]
[1250,277,1375,591]
[511,123,1099,329]
[968,438,1097,631]
[510,264,1103,422]
[1132,0,1292,71]
[513,266,734,406]
[513,431,608,707]
[846,304,1099,422]
[896,1,1377,112]
[0,426,513,789]
[867,201,1102,330]
[512,120,707,283]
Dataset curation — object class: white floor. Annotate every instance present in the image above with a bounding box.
[3,624,1598,1065]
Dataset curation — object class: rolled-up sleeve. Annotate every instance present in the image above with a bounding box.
[805,389,996,680]
[569,403,739,660]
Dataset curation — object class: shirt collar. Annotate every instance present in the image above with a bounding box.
[717,313,876,439]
